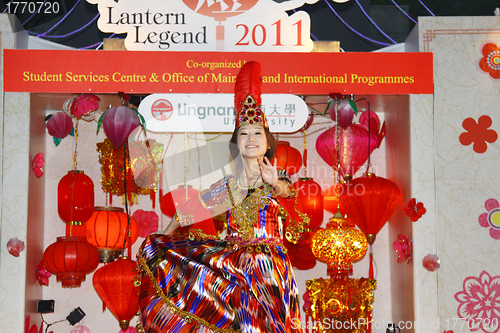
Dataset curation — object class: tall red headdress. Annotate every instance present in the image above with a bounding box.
[234,61,267,128]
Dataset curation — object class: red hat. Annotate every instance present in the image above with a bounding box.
[234,61,268,128]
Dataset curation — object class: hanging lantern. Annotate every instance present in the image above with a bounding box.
[43,237,100,288]
[292,178,323,229]
[86,207,139,263]
[93,257,140,331]
[160,185,200,218]
[58,170,95,225]
[274,141,302,176]
[311,213,367,279]
[101,106,141,149]
[323,184,347,215]
[329,98,356,129]
[340,173,401,245]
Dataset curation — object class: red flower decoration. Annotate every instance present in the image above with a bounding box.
[459,116,498,154]
[36,259,51,286]
[403,198,427,222]
[132,209,159,237]
[393,234,412,263]
[479,43,500,79]
[70,94,100,118]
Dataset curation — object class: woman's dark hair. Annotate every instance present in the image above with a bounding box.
[229,126,276,173]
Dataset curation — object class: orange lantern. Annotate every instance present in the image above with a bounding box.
[340,173,401,245]
[160,185,200,218]
[43,236,100,288]
[57,170,94,225]
[86,207,139,263]
[323,184,348,215]
[292,178,324,229]
[311,213,367,279]
[93,257,140,331]
[274,141,302,175]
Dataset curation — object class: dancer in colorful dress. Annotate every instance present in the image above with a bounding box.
[137,61,307,333]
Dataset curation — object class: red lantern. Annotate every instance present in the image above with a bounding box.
[58,170,95,225]
[102,106,141,149]
[93,257,140,331]
[43,237,100,288]
[86,207,139,263]
[340,173,401,244]
[160,185,200,218]
[285,230,317,270]
[323,184,347,215]
[292,178,324,229]
[274,141,302,175]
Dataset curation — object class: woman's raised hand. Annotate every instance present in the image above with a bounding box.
[258,156,278,187]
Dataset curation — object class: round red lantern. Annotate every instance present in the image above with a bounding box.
[292,178,324,229]
[43,236,100,288]
[160,185,200,218]
[86,207,139,263]
[274,141,302,176]
[93,257,140,331]
[323,184,347,215]
[58,170,94,225]
[340,173,401,244]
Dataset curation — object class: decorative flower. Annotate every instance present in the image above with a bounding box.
[422,254,440,272]
[71,325,91,333]
[70,94,100,118]
[120,326,138,333]
[459,116,498,154]
[302,289,312,316]
[36,259,51,286]
[455,270,500,333]
[32,153,44,178]
[403,198,427,222]
[133,209,159,237]
[479,43,500,79]
[7,237,25,257]
[478,198,500,239]
[393,234,412,264]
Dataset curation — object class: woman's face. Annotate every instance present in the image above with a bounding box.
[236,125,268,160]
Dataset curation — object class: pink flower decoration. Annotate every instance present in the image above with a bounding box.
[71,325,91,333]
[36,259,51,286]
[70,94,100,118]
[459,116,498,154]
[7,237,25,257]
[302,290,312,315]
[455,271,500,332]
[422,254,440,272]
[132,209,159,237]
[32,153,44,178]
[393,234,412,264]
[478,198,500,239]
[403,198,427,222]
[120,326,137,333]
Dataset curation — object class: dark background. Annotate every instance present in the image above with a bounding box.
[3,0,500,51]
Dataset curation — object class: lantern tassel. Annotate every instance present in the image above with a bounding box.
[366,250,374,333]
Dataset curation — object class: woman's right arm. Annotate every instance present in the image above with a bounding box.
[162,215,180,235]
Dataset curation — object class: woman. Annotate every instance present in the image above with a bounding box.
[137,61,306,333]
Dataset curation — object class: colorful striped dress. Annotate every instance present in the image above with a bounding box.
[137,174,302,333]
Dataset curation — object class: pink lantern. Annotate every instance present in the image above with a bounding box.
[316,111,385,180]
[102,106,141,149]
[46,112,73,139]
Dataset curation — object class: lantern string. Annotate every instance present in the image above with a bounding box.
[122,141,131,256]
[73,118,79,171]
[302,129,307,178]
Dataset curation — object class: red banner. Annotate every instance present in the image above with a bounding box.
[4,50,433,94]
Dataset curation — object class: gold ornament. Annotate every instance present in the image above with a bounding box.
[311,212,367,279]
[306,277,376,333]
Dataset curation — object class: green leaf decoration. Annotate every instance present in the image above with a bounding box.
[348,99,358,114]
[69,128,75,137]
[96,110,106,134]
[133,108,147,134]
[53,136,61,146]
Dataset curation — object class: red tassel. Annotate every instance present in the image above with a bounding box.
[369,252,374,279]
[234,61,262,111]
[366,250,374,333]
[109,194,112,205]
[304,149,308,168]
[150,189,155,209]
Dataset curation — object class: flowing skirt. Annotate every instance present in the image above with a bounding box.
[137,234,302,333]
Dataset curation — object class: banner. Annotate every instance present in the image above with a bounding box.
[138,93,308,133]
[4,50,433,95]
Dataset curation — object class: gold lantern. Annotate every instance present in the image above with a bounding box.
[311,212,368,279]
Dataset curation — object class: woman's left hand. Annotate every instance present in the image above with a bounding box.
[258,156,278,186]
